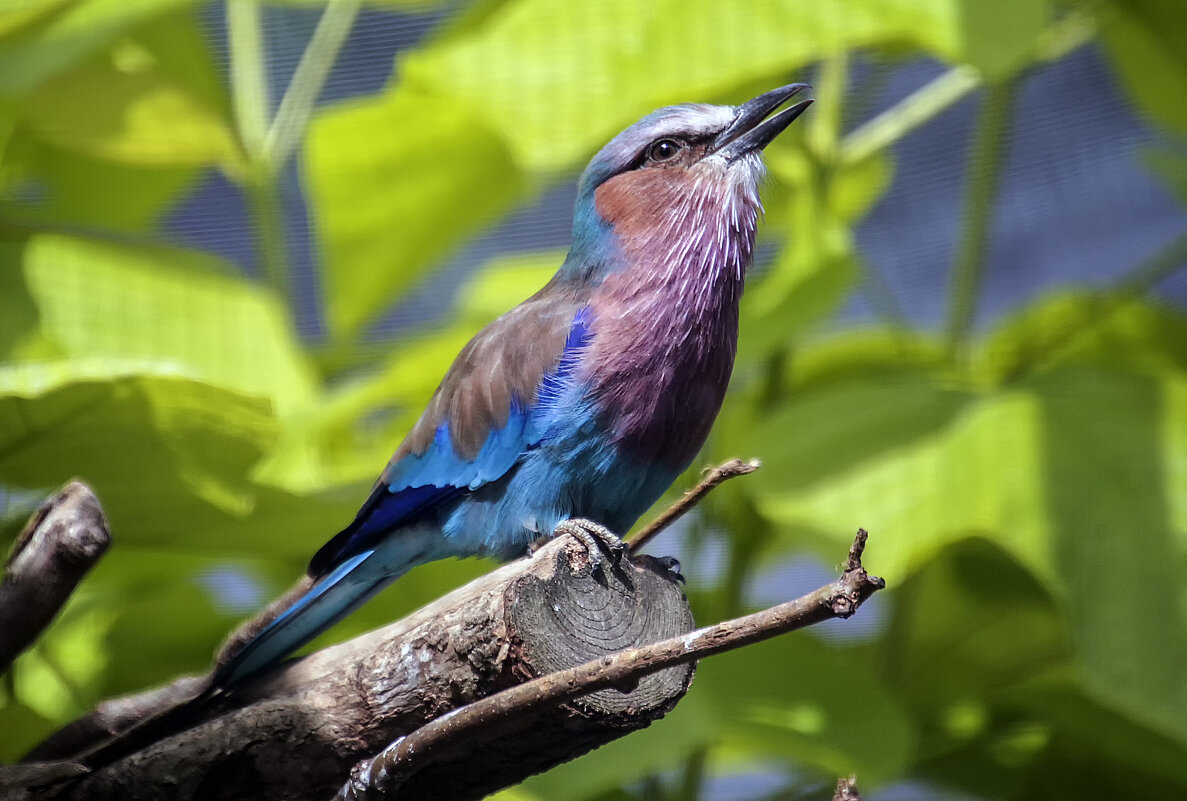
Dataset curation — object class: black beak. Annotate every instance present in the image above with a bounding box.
[711,83,813,162]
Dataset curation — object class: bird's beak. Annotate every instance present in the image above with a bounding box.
[711,83,813,162]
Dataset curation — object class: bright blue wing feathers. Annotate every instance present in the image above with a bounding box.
[308,305,593,579]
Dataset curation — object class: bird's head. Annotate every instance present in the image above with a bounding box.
[564,83,813,280]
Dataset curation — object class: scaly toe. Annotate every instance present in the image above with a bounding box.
[554,518,623,571]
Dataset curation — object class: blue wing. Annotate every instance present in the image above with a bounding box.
[309,302,592,576]
[213,297,592,688]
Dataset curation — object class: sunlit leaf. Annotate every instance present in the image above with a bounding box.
[0,0,73,39]
[0,362,277,520]
[307,86,525,338]
[0,0,194,96]
[739,148,890,356]
[0,237,39,358]
[18,233,317,419]
[407,0,1047,172]
[736,370,1052,583]
[12,601,116,721]
[519,691,718,800]
[24,62,237,166]
[1,143,197,231]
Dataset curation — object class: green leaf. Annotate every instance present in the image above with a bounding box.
[0,363,277,520]
[406,0,1047,172]
[886,538,1070,730]
[0,0,74,39]
[518,692,718,800]
[12,601,116,722]
[978,291,1187,382]
[949,0,1048,79]
[0,237,39,358]
[701,636,913,783]
[1036,366,1187,745]
[731,366,1045,583]
[18,233,316,420]
[8,233,326,493]
[739,147,890,356]
[2,143,197,231]
[308,86,525,338]
[0,0,194,97]
[1140,143,1187,208]
[1102,0,1187,136]
[1003,679,1187,796]
[21,36,240,168]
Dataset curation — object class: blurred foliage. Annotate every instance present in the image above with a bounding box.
[1,1,1186,799]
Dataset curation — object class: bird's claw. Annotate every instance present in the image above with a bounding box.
[654,555,685,583]
[553,518,627,573]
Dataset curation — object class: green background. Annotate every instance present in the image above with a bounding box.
[1,1,1186,799]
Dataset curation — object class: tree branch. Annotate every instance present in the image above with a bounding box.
[833,775,861,801]
[30,457,762,761]
[28,538,697,801]
[0,482,111,672]
[23,677,207,764]
[627,458,760,554]
[336,529,883,800]
[13,467,883,801]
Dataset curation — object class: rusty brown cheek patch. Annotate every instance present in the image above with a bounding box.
[594,170,693,243]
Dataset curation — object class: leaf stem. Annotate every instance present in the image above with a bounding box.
[265,0,361,167]
[810,50,849,162]
[944,80,1014,355]
[839,10,1096,167]
[227,0,291,300]
[840,65,980,167]
[227,0,270,159]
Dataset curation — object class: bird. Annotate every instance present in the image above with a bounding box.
[214,83,813,689]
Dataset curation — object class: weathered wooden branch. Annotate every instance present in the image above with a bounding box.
[0,482,110,672]
[833,775,862,800]
[4,464,884,801]
[23,677,208,764]
[26,537,695,801]
[337,528,883,800]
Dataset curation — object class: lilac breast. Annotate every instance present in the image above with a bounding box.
[582,162,759,469]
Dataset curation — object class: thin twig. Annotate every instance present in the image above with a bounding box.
[833,775,861,801]
[944,78,1015,356]
[627,459,761,554]
[336,529,883,800]
[0,482,111,672]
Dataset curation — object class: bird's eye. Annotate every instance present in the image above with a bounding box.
[646,138,683,163]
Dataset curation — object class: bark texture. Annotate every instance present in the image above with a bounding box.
[47,537,694,801]
[0,481,110,672]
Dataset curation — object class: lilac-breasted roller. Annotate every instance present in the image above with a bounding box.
[216,84,813,688]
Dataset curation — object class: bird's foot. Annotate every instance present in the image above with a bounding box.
[553,518,627,573]
[654,555,685,584]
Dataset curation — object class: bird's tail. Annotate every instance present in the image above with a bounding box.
[64,551,403,774]
[212,549,401,689]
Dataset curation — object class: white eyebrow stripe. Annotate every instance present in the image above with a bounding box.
[642,105,737,141]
